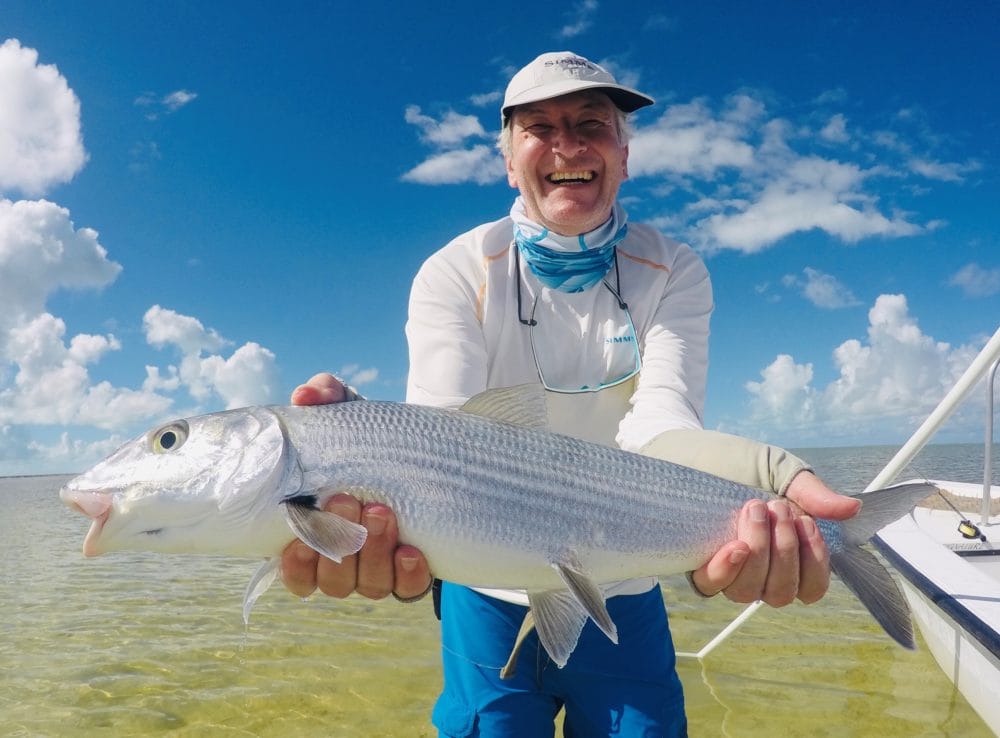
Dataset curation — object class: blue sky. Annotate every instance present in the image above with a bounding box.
[1,1,998,475]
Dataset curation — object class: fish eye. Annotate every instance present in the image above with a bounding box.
[151,421,189,454]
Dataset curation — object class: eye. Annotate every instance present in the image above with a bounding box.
[151,421,189,454]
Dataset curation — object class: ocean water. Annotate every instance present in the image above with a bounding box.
[1,444,996,737]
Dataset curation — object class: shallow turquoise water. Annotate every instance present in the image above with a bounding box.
[1,444,995,736]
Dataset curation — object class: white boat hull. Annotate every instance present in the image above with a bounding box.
[876,486,1000,737]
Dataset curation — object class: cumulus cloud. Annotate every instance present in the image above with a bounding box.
[0,198,122,327]
[400,103,504,186]
[143,305,279,409]
[783,267,861,309]
[404,106,487,147]
[558,0,599,38]
[401,144,505,185]
[625,91,974,254]
[948,262,1000,297]
[0,311,171,429]
[907,157,981,182]
[0,39,87,196]
[820,113,849,143]
[629,97,759,178]
[699,158,922,252]
[739,294,984,444]
[134,88,198,120]
[338,363,379,387]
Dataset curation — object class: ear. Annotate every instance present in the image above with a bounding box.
[506,155,519,189]
[622,145,630,181]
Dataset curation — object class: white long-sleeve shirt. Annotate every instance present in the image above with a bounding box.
[404,214,714,602]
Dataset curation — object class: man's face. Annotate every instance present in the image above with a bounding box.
[506,91,628,236]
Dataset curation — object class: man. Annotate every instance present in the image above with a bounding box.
[283,52,859,736]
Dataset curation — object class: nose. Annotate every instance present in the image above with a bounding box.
[551,125,586,157]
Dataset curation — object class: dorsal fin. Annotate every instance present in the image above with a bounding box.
[460,384,549,430]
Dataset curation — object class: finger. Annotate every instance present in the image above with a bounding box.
[689,541,750,597]
[721,499,771,603]
[794,516,831,604]
[315,495,362,598]
[354,504,398,600]
[761,500,800,607]
[280,539,320,598]
[394,545,434,600]
[784,471,861,521]
[290,373,347,406]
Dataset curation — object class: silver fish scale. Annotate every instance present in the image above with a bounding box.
[276,400,765,580]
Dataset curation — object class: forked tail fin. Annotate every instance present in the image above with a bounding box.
[824,482,939,649]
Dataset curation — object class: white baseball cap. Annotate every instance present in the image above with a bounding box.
[501,51,655,126]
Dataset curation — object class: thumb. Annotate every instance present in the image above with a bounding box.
[784,471,861,521]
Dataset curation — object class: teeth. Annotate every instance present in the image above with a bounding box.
[548,171,593,183]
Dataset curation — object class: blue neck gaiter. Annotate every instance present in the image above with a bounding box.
[511,197,628,293]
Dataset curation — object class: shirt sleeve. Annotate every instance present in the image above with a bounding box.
[405,251,488,409]
[617,241,714,452]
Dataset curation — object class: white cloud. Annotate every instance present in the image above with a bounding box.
[0,312,171,429]
[697,157,922,252]
[738,294,984,444]
[820,113,849,143]
[0,198,123,328]
[404,106,488,148]
[558,0,599,38]
[470,90,502,108]
[629,98,758,178]
[163,89,197,111]
[0,39,87,196]
[401,145,505,185]
[339,363,379,387]
[784,267,861,309]
[745,354,816,425]
[144,304,228,354]
[134,88,198,120]
[909,156,983,183]
[948,262,1000,297]
[143,305,279,408]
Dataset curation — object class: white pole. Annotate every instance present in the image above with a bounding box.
[677,325,1000,660]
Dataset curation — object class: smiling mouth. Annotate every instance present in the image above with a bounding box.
[547,171,594,184]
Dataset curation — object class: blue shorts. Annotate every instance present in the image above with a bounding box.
[432,582,686,737]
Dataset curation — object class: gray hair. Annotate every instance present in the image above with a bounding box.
[497,106,632,159]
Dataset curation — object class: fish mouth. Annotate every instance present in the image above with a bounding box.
[60,487,112,557]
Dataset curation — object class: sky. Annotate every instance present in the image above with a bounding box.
[1,1,998,476]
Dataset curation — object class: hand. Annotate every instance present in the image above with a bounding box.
[280,373,434,601]
[689,471,861,606]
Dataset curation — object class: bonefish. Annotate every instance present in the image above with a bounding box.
[61,384,934,666]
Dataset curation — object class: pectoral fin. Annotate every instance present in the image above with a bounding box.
[243,558,280,624]
[282,495,368,563]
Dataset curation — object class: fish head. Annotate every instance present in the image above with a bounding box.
[60,406,294,556]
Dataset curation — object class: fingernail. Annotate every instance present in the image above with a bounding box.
[750,501,767,522]
[400,555,418,572]
[329,500,357,518]
[295,542,316,563]
[364,511,387,536]
[730,549,748,565]
[800,517,818,537]
[770,501,791,520]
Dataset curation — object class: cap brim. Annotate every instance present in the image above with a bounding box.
[502,82,654,124]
